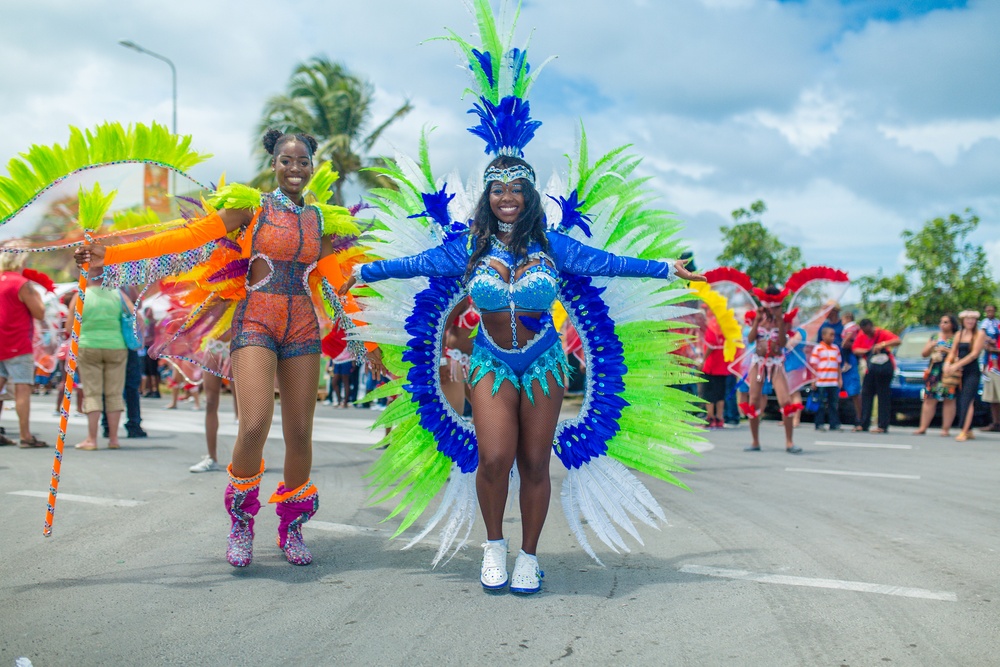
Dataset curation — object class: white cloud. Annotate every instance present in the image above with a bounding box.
[752,88,849,155]
[658,177,911,278]
[644,155,716,181]
[879,118,1000,165]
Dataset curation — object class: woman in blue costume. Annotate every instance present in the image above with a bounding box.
[340,155,703,594]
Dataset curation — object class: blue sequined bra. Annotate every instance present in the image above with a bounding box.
[467,237,560,313]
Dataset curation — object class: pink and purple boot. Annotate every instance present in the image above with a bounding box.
[271,481,319,566]
[224,462,264,568]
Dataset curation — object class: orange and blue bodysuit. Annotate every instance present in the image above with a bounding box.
[232,190,323,360]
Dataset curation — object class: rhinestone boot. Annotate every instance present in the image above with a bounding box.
[224,462,264,568]
[271,481,319,566]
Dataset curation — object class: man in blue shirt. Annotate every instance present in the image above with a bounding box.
[817,305,843,345]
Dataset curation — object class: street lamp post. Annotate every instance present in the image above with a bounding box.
[118,40,177,196]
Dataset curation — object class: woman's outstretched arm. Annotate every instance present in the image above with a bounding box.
[547,234,703,281]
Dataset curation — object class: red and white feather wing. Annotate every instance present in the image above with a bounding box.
[785,266,850,332]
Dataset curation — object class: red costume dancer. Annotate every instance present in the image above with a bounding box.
[704,266,849,453]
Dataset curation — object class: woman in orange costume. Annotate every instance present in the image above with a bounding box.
[76,129,374,567]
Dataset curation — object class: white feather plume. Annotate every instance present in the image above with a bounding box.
[560,457,667,565]
[403,468,478,567]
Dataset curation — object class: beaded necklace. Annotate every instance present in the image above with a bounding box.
[490,235,521,348]
[272,188,304,214]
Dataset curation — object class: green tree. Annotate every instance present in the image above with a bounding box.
[253,57,413,204]
[717,200,804,287]
[857,210,997,331]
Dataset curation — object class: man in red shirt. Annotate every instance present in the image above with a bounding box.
[0,251,48,447]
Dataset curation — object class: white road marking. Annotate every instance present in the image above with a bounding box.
[813,440,913,450]
[305,521,384,535]
[8,490,144,507]
[786,467,920,480]
[680,564,956,602]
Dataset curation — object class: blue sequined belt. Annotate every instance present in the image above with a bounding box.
[468,323,572,403]
[248,258,313,296]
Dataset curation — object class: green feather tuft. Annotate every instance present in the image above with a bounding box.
[307,162,338,205]
[433,0,553,104]
[565,125,689,262]
[314,202,359,237]
[77,183,117,232]
[208,183,261,210]
[111,207,161,231]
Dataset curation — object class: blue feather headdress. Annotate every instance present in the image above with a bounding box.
[438,0,555,158]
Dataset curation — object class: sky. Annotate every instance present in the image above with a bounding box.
[2,0,998,285]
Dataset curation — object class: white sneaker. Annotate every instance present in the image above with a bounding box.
[509,551,543,595]
[189,456,220,473]
[480,540,509,591]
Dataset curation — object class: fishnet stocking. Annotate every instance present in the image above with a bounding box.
[275,353,320,489]
[230,348,320,490]
[230,347,277,479]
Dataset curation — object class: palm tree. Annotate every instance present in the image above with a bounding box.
[252,57,413,204]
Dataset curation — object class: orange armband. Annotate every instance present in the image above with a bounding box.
[104,212,229,265]
[315,253,344,288]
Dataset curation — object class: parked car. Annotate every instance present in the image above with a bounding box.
[890,325,988,424]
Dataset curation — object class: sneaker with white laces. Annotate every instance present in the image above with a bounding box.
[509,550,544,595]
[189,456,220,473]
[480,539,509,591]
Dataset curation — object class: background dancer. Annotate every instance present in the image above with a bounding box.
[703,266,850,453]
[743,289,802,454]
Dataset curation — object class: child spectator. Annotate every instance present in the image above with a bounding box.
[809,326,843,431]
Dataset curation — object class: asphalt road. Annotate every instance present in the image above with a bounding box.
[1,395,998,666]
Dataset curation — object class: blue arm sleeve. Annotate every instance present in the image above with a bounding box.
[360,237,470,283]
[548,233,675,280]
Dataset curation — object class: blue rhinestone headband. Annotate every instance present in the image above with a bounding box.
[483,164,535,188]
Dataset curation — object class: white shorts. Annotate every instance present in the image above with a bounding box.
[983,372,1000,403]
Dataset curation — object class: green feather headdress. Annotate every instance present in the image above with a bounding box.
[435,0,554,104]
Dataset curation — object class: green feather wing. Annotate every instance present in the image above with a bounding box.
[0,121,210,227]
[361,346,452,537]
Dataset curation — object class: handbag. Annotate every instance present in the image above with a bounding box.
[866,331,893,375]
[868,352,890,366]
[120,295,142,351]
[941,371,961,388]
